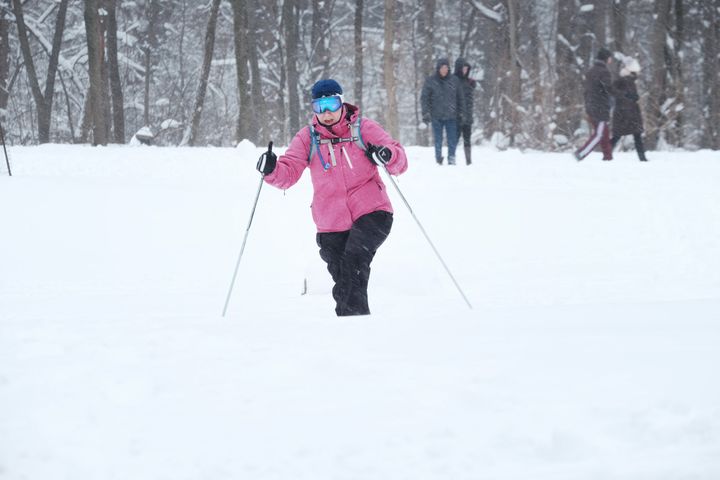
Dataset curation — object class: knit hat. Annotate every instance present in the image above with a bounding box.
[311,79,343,99]
[436,58,450,72]
[596,47,612,61]
[625,58,641,73]
[620,58,641,77]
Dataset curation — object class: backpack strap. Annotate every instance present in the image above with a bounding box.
[308,124,331,171]
[349,116,366,152]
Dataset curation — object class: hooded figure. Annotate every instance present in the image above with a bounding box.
[420,58,463,164]
[453,57,477,165]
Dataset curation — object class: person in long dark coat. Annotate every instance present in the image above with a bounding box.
[453,57,477,165]
[611,61,648,161]
[575,47,614,161]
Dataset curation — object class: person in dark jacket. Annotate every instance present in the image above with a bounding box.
[453,57,477,165]
[421,58,463,165]
[611,60,648,161]
[575,47,614,161]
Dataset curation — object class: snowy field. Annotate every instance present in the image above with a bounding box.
[1,144,720,479]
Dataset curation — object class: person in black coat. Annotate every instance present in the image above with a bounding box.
[611,60,648,161]
[453,57,477,165]
[575,47,615,161]
[421,58,463,165]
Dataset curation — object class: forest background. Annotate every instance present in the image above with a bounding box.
[1,0,718,151]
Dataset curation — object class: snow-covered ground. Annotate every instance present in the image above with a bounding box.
[1,144,719,479]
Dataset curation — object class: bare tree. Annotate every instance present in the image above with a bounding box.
[183,0,221,146]
[553,0,584,146]
[246,0,265,143]
[84,0,108,145]
[105,0,124,143]
[141,0,162,127]
[647,0,672,149]
[701,0,720,149]
[0,1,9,113]
[282,0,300,135]
[610,0,628,53]
[12,0,69,143]
[383,0,398,138]
[311,0,331,81]
[231,0,251,142]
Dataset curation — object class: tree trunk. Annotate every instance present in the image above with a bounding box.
[554,0,583,146]
[671,0,685,147]
[354,0,363,109]
[701,0,720,149]
[231,0,252,142]
[519,2,544,147]
[142,0,161,128]
[311,0,330,80]
[504,0,521,147]
[246,0,265,143]
[84,0,108,145]
[383,0,398,138]
[184,0,221,146]
[106,0,125,143]
[647,0,672,149]
[415,0,435,146]
[610,0,628,53]
[0,2,9,112]
[282,0,300,135]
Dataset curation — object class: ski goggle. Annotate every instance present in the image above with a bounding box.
[312,95,343,114]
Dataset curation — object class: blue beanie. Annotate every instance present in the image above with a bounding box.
[311,79,343,99]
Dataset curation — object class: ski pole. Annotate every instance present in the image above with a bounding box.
[382,166,472,309]
[221,142,271,317]
[0,119,11,177]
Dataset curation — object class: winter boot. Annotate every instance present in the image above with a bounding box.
[448,156,456,165]
[436,156,444,165]
[464,146,472,165]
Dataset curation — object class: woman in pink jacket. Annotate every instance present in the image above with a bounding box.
[256,79,408,316]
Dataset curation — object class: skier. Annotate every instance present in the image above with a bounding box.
[575,47,615,161]
[256,79,408,316]
[611,59,648,161]
[453,57,477,165]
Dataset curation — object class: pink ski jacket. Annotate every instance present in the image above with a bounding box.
[263,104,408,233]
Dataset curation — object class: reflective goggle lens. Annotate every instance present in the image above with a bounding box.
[312,95,343,114]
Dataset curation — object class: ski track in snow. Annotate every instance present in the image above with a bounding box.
[1,145,719,479]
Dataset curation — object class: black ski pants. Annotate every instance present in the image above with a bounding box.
[611,133,647,161]
[316,210,393,316]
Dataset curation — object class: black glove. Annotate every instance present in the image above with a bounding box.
[256,142,276,175]
[365,142,392,166]
[422,114,431,124]
[624,92,640,102]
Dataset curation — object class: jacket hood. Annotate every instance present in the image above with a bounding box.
[454,58,471,78]
[435,58,450,73]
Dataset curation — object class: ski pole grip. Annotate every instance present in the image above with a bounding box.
[267,141,273,155]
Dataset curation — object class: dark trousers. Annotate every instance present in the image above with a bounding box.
[431,119,458,164]
[456,123,472,148]
[456,123,472,165]
[316,211,393,316]
[611,133,647,161]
